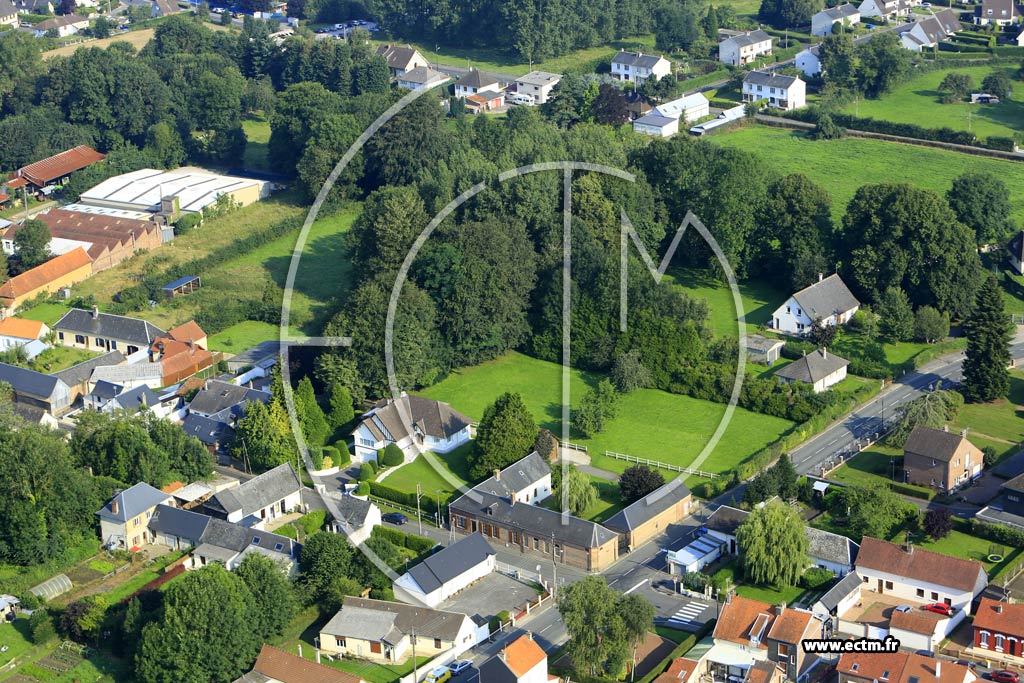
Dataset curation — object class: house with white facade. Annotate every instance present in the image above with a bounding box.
[742,71,807,111]
[0,0,17,26]
[900,9,961,50]
[200,463,303,527]
[610,51,671,85]
[0,317,48,359]
[812,3,861,35]
[396,66,447,91]
[719,30,773,66]
[478,634,550,683]
[632,92,710,137]
[453,69,501,99]
[1008,230,1024,275]
[975,0,1017,25]
[393,532,494,607]
[514,71,562,104]
[474,450,552,505]
[775,348,850,393]
[771,273,860,335]
[796,45,822,78]
[854,537,987,635]
[325,493,381,546]
[857,0,912,20]
[374,45,429,78]
[32,14,89,37]
[351,393,472,464]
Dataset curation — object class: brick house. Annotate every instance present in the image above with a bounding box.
[902,425,982,491]
[972,598,1024,658]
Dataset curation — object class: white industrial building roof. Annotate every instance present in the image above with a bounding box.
[79,168,268,214]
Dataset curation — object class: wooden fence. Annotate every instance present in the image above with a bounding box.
[604,451,719,479]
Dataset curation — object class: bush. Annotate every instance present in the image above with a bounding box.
[297,511,327,537]
[369,587,395,601]
[371,525,436,554]
[356,481,369,495]
[334,441,351,466]
[367,481,441,514]
[986,136,1016,152]
[310,447,324,471]
[321,445,340,469]
[358,463,375,481]
[801,567,835,590]
[489,610,512,633]
[889,482,933,500]
[968,518,1024,547]
[367,458,379,473]
[172,213,202,234]
[381,443,404,467]
[29,609,56,644]
[682,572,709,591]
[983,446,997,468]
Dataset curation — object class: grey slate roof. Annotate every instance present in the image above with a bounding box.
[405,532,494,594]
[52,350,126,387]
[455,69,499,89]
[1003,472,1024,494]
[904,9,960,44]
[724,29,773,47]
[189,379,270,416]
[54,308,165,346]
[199,517,297,556]
[474,451,550,500]
[398,66,445,84]
[322,596,469,643]
[226,341,280,368]
[903,425,969,462]
[806,527,859,567]
[0,362,63,401]
[816,571,862,612]
[789,274,859,320]
[148,503,211,544]
[182,412,235,446]
[603,479,691,533]
[90,380,123,400]
[704,505,749,535]
[449,489,618,549]
[203,463,301,518]
[0,0,17,16]
[744,70,801,89]
[1008,231,1024,263]
[633,112,678,128]
[746,334,785,353]
[359,394,471,443]
[611,50,666,69]
[775,349,849,384]
[375,44,422,70]
[96,482,170,522]
[817,3,859,20]
[111,384,160,411]
[327,493,375,531]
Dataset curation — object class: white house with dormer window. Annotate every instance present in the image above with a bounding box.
[350,393,473,463]
[771,273,860,335]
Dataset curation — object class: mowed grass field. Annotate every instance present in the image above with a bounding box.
[840,65,1024,142]
[242,115,272,171]
[708,125,1024,223]
[953,370,1024,446]
[667,267,786,336]
[418,351,795,478]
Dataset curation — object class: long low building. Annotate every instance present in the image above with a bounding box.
[12,145,105,190]
[393,531,493,607]
[0,247,94,314]
[79,167,270,216]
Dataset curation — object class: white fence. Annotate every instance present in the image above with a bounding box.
[604,451,719,479]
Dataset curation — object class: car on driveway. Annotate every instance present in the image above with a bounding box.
[448,661,472,675]
[923,603,954,616]
[990,672,1019,683]
[382,512,408,525]
[894,605,913,613]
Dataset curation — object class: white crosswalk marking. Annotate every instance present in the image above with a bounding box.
[667,601,709,624]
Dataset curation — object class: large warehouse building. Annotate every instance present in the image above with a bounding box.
[77,168,271,216]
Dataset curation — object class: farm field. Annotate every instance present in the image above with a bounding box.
[42,28,157,59]
[708,125,1024,223]
[839,65,1024,142]
[418,351,795,478]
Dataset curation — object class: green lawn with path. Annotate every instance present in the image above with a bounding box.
[708,124,1024,223]
[839,64,1024,142]
[419,351,795,479]
[208,320,279,353]
[242,114,272,171]
[379,444,474,497]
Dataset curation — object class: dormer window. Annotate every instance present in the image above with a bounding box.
[852,664,859,672]
[252,536,260,544]
[881,671,890,680]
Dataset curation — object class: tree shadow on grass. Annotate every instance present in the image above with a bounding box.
[264,229,353,335]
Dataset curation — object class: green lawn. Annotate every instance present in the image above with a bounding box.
[379,444,473,497]
[708,125,1024,224]
[419,352,795,478]
[242,114,272,171]
[952,370,1024,444]
[208,320,279,353]
[829,446,934,499]
[711,559,807,605]
[913,529,1015,575]
[0,620,130,683]
[840,65,1024,142]
[666,267,787,336]
[28,346,99,373]
[544,475,626,523]
[18,302,70,326]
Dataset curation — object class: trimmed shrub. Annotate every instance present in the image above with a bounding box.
[968,519,1024,547]
[367,481,440,514]
[321,445,340,468]
[355,481,370,496]
[381,443,404,467]
[173,213,202,234]
[29,609,56,644]
[334,441,351,466]
[371,526,436,554]
[358,463,375,481]
[310,447,324,471]
[297,511,327,537]
[889,482,933,500]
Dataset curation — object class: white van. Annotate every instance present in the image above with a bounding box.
[509,93,535,106]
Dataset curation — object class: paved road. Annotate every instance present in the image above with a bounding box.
[791,331,1024,478]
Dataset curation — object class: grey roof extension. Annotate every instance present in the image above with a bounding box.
[182,413,235,446]
[404,532,494,594]
[806,527,859,567]
[148,503,211,544]
[474,451,551,500]
[816,571,863,612]
[359,394,471,443]
[203,463,301,518]
[199,517,297,556]
[0,0,16,15]
[790,273,860,320]
[611,50,666,69]
[744,70,801,89]
[322,596,469,643]
[704,505,750,535]
[53,350,126,388]
[903,425,969,462]
[816,3,859,20]
[724,29,773,47]
[96,482,170,523]
[189,379,270,416]
[455,69,499,89]
[604,479,691,533]
[111,385,160,412]
[775,349,849,384]
[54,308,166,346]
[0,362,64,401]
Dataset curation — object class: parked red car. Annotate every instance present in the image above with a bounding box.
[990,671,1019,683]
[922,603,954,616]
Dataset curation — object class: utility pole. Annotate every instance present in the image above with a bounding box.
[411,626,418,682]
[550,532,558,598]
[416,482,422,535]
[435,490,443,528]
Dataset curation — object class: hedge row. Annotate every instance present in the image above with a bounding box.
[787,108,981,146]
[889,481,934,501]
[367,481,441,515]
[635,620,718,683]
[370,525,437,554]
[967,519,1024,548]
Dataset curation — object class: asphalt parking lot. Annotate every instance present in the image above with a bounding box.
[440,573,541,622]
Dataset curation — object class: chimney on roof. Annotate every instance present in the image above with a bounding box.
[111,499,119,515]
[906,542,914,555]
[316,649,321,664]
[92,305,99,319]
[961,428,968,438]
[997,604,1004,613]
[943,424,949,432]
[494,468,500,481]
[823,347,827,360]
[935,660,941,678]
[818,272,823,282]
[298,643,302,658]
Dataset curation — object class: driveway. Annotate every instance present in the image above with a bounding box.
[440,573,541,623]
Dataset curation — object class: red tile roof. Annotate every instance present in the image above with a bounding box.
[167,320,206,344]
[5,178,27,190]
[856,537,985,593]
[899,653,973,683]
[0,317,45,340]
[837,651,910,682]
[151,336,213,384]
[653,657,700,683]
[767,607,815,643]
[500,635,547,678]
[17,146,105,186]
[746,660,782,683]
[253,644,365,683]
[8,209,159,262]
[0,247,92,302]
[973,598,1024,638]
[714,596,775,649]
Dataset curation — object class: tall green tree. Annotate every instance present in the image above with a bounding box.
[230,400,295,472]
[759,0,822,28]
[947,172,1015,245]
[735,500,808,587]
[914,306,950,344]
[618,465,665,504]
[470,392,538,478]
[876,286,914,342]
[885,389,963,448]
[819,30,856,88]
[13,218,51,270]
[135,565,261,683]
[561,465,597,515]
[558,577,652,677]
[591,84,629,126]
[962,275,1013,403]
[295,376,330,448]
[235,554,296,641]
[702,5,719,40]
[759,174,832,290]
[827,484,915,539]
[938,72,973,103]
[326,382,354,430]
[299,531,355,601]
